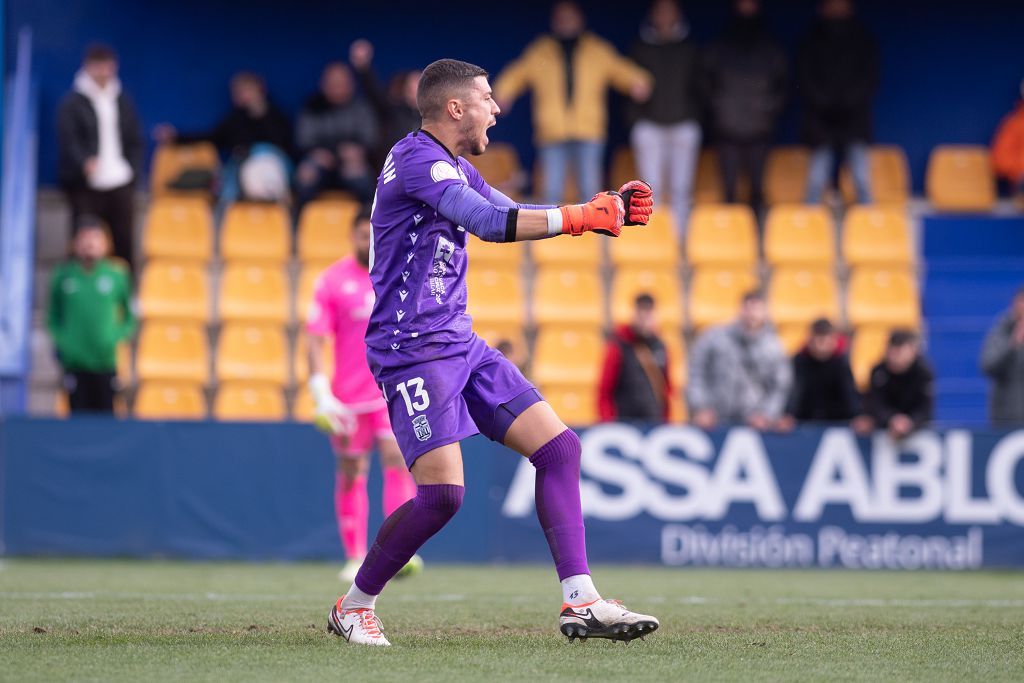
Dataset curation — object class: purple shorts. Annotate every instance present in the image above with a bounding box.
[368,334,542,468]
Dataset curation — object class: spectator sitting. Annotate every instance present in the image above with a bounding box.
[629,0,703,235]
[153,71,293,203]
[797,0,879,205]
[991,80,1024,206]
[493,0,652,204]
[295,62,379,205]
[348,39,422,164]
[777,318,860,431]
[57,44,143,273]
[702,0,788,216]
[47,216,136,415]
[688,290,791,430]
[598,293,672,423]
[980,286,1024,425]
[854,329,934,439]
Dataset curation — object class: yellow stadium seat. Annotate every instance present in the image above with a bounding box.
[143,198,213,262]
[297,199,358,262]
[295,261,334,325]
[213,382,286,421]
[467,234,524,271]
[537,383,597,426]
[694,149,725,205]
[150,143,220,197]
[846,268,920,328]
[220,202,291,262]
[610,267,685,330]
[293,332,337,385]
[686,204,758,267]
[138,260,210,322]
[777,323,809,356]
[608,208,680,267]
[763,204,835,266]
[215,323,289,385]
[531,230,603,267]
[135,322,208,384]
[842,206,914,267]
[134,381,206,420]
[926,145,996,211]
[532,326,605,387]
[532,267,605,327]
[661,330,688,391]
[688,268,760,332]
[765,146,810,205]
[117,342,133,387]
[473,143,523,196]
[466,267,525,326]
[768,267,840,327]
[850,326,891,390]
[609,146,638,190]
[218,263,289,324]
[292,389,316,422]
[840,145,910,205]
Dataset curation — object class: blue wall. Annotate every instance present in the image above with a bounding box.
[11,0,1024,190]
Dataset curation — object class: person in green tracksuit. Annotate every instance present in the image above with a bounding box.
[47,216,136,413]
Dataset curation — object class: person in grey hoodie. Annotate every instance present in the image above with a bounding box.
[980,287,1024,426]
[688,289,791,430]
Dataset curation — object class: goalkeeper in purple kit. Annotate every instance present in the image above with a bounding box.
[326,58,658,647]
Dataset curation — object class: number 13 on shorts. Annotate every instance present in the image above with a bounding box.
[395,377,430,416]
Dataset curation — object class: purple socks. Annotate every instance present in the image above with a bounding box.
[530,429,590,580]
[354,483,464,595]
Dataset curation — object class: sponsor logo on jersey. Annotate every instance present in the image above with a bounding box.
[430,160,460,183]
[412,414,432,442]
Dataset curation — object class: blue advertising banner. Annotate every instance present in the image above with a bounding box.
[2,418,1023,568]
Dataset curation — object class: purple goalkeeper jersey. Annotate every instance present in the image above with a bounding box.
[366,130,506,357]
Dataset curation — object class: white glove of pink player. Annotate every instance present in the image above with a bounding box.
[309,374,356,436]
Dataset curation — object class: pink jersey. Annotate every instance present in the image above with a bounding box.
[306,257,383,407]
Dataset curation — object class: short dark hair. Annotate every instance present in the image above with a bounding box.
[231,71,265,91]
[83,43,116,64]
[810,318,835,336]
[742,289,765,304]
[417,59,488,121]
[888,329,919,348]
[353,206,373,228]
[74,214,106,234]
[635,293,656,309]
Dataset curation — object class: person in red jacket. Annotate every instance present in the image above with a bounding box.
[992,81,1024,202]
[598,293,672,422]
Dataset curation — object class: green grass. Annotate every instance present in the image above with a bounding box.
[1,560,1022,682]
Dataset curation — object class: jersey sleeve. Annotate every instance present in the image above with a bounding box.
[401,142,468,209]
[305,271,336,336]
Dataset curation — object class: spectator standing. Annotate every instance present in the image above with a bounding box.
[47,217,136,414]
[629,0,703,235]
[493,0,652,204]
[688,290,791,430]
[295,63,379,204]
[598,294,672,423]
[797,0,879,204]
[980,286,1024,425]
[855,330,934,439]
[154,72,293,203]
[702,0,787,215]
[349,40,422,163]
[56,44,143,272]
[777,318,860,430]
[991,80,1024,205]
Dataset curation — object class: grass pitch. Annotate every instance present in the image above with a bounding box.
[1,560,1022,682]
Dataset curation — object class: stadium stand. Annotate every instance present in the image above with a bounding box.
[149,142,220,198]
[764,146,810,205]
[138,260,210,323]
[767,267,841,328]
[839,145,910,204]
[292,332,335,385]
[135,322,209,385]
[531,230,603,267]
[608,208,679,267]
[218,263,290,324]
[686,204,758,267]
[537,383,598,426]
[220,202,292,262]
[134,381,207,420]
[531,326,604,387]
[297,199,358,262]
[846,267,921,329]
[213,382,286,421]
[215,323,289,386]
[842,205,914,267]
[465,267,526,327]
[850,325,890,390]
[926,145,997,212]
[532,267,604,327]
[296,262,333,324]
[610,266,685,330]
[471,142,523,197]
[763,204,835,267]
[688,268,760,332]
[467,233,525,270]
[142,198,214,262]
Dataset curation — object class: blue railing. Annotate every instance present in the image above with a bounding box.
[0,28,38,415]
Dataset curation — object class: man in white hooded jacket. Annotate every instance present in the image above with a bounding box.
[57,44,143,272]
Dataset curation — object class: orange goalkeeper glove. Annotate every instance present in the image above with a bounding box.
[618,180,654,226]
[559,192,625,237]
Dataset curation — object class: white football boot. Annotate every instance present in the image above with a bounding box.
[559,598,659,642]
[327,597,391,647]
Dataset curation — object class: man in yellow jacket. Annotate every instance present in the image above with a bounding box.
[494,1,652,204]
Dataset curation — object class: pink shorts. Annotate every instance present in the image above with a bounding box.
[329,405,396,456]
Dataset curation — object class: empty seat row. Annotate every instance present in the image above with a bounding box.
[134,380,313,422]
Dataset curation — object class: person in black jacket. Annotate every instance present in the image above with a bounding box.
[702,0,787,215]
[797,0,879,204]
[778,319,860,430]
[56,44,143,273]
[855,329,935,439]
[598,293,672,423]
[629,0,703,235]
[349,39,421,167]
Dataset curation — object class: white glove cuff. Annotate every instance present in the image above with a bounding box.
[309,373,333,404]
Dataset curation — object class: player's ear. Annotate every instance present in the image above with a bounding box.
[447,97,463,121]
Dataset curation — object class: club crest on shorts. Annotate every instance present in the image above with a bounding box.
[412,414,432,442]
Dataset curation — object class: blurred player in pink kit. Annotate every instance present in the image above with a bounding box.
[306,207,422,584]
